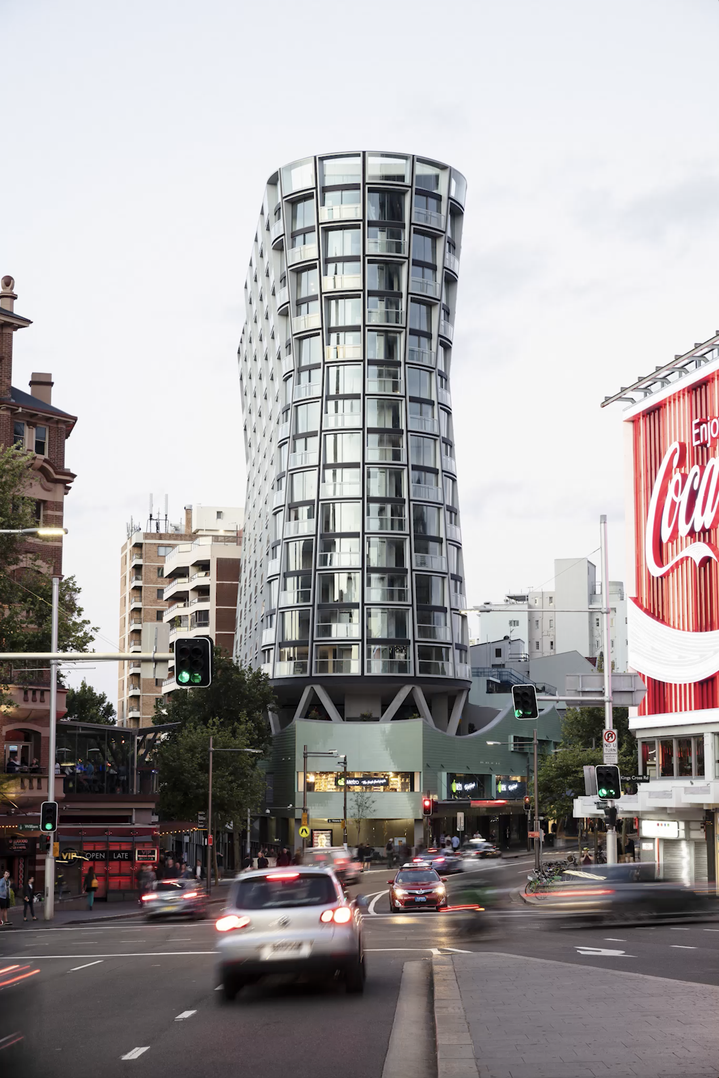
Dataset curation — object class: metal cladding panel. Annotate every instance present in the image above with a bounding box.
[629,362,719,716]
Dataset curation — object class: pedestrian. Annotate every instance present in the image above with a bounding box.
[257,849,269,870]
[581,847,592,866]
[84,867,98,909]
[181,862,193,880]
[241,854,253,871]
[0,869,11,926]
[23,875,37,921]
[292,849,303,866]
[139,866,156,893]
[164,857,179,879]
[30,757,40,773]
[385,839,394,867]
[276,847,291,867]
[451,834,460,851]
[363,844,373,871]
[626,835,636,862]
[194,859,204,880]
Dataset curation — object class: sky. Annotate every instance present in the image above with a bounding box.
[4,0,719,702]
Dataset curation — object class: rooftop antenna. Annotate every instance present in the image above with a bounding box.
[164,494,169,532]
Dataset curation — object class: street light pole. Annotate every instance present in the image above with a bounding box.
[44,575,59,921]
[600,514,617,866]
[206,738,261,895]
[533,727,541,873]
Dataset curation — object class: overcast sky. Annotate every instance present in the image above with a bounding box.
[5,0,719,702]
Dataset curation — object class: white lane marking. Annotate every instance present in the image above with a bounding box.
[604,938,626,942]
[369,890,389,915]
[575,947,635,957]
[69,960,104,972]
[120,1043,148,1060]
[670,927,689,931]
[671,945,698,949]
[2,952,215,959]
[704,929,719,932]
[214,985,223,991]
[168,938,192,942]
[174,1010,196,1021]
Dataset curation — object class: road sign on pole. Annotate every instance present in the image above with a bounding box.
[298,825,310,839]
[456,811,465,832]
[602,728,618,764]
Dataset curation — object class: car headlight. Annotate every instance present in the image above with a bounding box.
[434,885,446,894]
[394,888,408,897]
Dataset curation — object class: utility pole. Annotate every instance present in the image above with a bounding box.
[44,576,59,921]
[338,754,348,846]
[533,728,541,873]
[207,735,213,896]
[600,515,617,866]
[302,744,308,854]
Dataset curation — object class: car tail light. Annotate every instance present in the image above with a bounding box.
[335,858,347,866]
[182,891,199,900]
[319,907,353,924]
[545,888,615,898]
[215,914,251,932]
[141,893,158,902]
[266,872,300,880]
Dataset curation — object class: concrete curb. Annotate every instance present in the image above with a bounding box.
[382,960,434,1078]
[432,955,479,1078]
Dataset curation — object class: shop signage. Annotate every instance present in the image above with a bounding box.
[495,778,527,799]
[448,774,485,799]
[135,847,159,863]
[628,367,719,699]
[82,851,108,862]
[8,838,29,852]
[110,850,132,862]
[345,776,389,788]
[640,819,681,839]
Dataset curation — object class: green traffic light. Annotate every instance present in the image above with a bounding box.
[190,672,202,684]
[44,822,52,830]
[178,670,190,684]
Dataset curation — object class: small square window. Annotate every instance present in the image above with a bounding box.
[156,588,165,599]
[157,567,164,578]
[535,641,539,650]
[216,511,224,520]
[156,610,164,622]
[34,426,47,455]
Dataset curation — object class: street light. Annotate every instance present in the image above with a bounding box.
[206,736,262,895]
[302,746,337,853]
[336,754,348,846]
[0,527,67,536]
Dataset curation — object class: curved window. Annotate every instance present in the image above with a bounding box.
[367,607,409,639]
[321,501,361,534]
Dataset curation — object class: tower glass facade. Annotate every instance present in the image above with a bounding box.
[236,151,470,730]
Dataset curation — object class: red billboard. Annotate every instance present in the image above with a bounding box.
[629,362,719,715]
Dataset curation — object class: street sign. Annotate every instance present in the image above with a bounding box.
[301,812,308,827]
[528,831,543,839]
[53,842,59,858]
[602,728,618,764]
[622,775,649,783]
[456,811,465,832]
[327,819,343,823]
[298,825,310,839]
[197,812,207,827]
[16,824,40,832]
[135,847,159,863]
[208,834,213,847]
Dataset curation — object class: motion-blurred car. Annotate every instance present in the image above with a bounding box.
[215,867,366,1000]
[0,962,41,1072]
[459,839,502,867]
[141,879,208,920]
[412,848,463,875]
[302,846,361,886]
[536,863,714,926]
[388,865,447,911]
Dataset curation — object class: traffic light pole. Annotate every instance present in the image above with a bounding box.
[533,728,541,873]
[600,515,617,866]
[44,576,60,921]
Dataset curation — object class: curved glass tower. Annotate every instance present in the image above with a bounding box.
[236,151,470,730]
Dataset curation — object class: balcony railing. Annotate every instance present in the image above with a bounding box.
[314,622,361,638]
[437,387,451,407]
[410,277,441,298]
[416,623,452,642]
[282,353,294,376]
[411,483,442,503]
[441,454,456,474]
[439,318,454,341]
[165,601,189,620]
[289,450,319,469]
[275,660,309,677]
[278,422,290,441]
[366,447,405,463]
[320,481,361,498]
[128,685,141,696]
[266,558,280,577]
[413,553,447,572]
[365,586,410,603]
[130,556,143,568]
[366,659,411,675]
[287,243,318,265]
[293,382,321,401]
[366,515,406,532]
[317,551,361,568]
[314,658,360,675]
[444,250,459,275]
[366,237,407,255]
[325,344,362,361]
[277,285,289,309]
[408,415,439,435]
[322,274,362,291]
[417,659,452,677]
[366,378,402,395]
[261,662,273,677]
[456,662,472,680]
[413,206,446,230]
[366,305,403,325]
[451,592,467,609]
[261,627,276,646]
[270,219,284,244]
[319,203,362,222]
[273,489,286,510]
[323,412,361,428]
[408,347,435,367]
[292,312,322,333]
[279,590,312,605]
[284,518,316,537]
[446,523,462,542]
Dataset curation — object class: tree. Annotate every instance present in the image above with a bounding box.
[65,679,116,724]
[155,717,266,880]
[153,649,274,755]
[537,706,637,822]
[350,789,376,845]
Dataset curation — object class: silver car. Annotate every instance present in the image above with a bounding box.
[215,867,366,1001]
[140,879,208,920]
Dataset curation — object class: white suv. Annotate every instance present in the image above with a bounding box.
[215,867,366,1001]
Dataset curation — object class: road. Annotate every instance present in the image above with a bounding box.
[4,855,719,1076]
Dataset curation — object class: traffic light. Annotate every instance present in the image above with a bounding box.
[523,796,531,813]
[40,801,58,833]
[174,635,213,687]
[595,764,621,800]
[422,797,433,817]
[512,684,538,719]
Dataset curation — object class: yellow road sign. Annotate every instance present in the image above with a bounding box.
[298,825,310,839]
[53,842,59,858]
[301,812,308,827]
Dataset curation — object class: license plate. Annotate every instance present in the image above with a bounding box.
[415,896,427,902]
[261,942,311,961]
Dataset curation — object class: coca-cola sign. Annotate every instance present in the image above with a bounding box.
[629,368,719,710]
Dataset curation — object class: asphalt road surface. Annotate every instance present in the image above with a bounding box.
[4,856,719,1077]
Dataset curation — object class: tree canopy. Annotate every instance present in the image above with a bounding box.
[537,706,637,820]
[65,679,116,724]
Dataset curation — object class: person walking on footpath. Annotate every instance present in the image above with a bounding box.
[257,849,269,870]
[23,875,37,921]
[84,866,99,909]
[0,869,11,926]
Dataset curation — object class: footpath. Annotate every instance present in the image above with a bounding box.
[2,882,231,928]
[432,952,719,1078]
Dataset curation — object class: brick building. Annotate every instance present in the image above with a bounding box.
[0,274,77,891]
